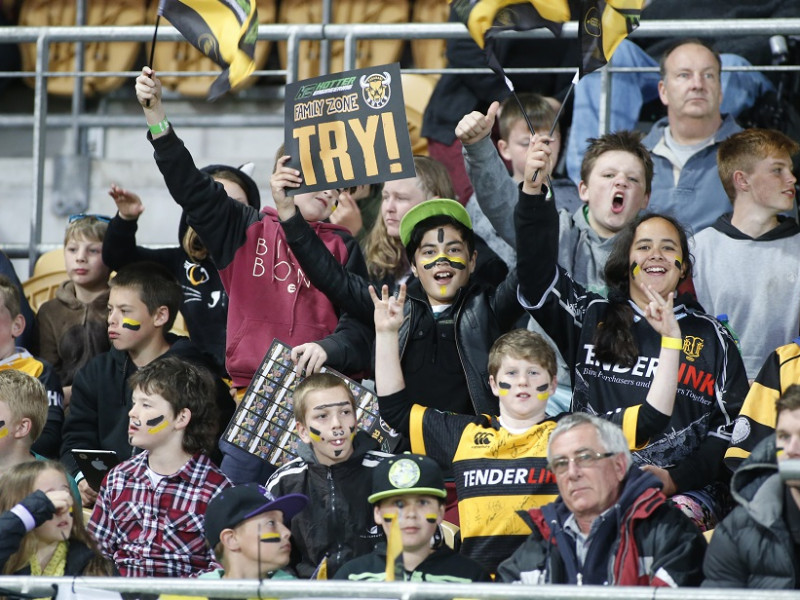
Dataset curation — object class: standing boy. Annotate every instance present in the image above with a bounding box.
[61,262,234,507]
[37,214,111,403]
[334,453,490,582]
[692,128,800,380]
[265,373,391,578]
[372,279,682,573]
[88,355,232,577]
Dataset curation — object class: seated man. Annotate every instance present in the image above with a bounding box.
[704,384,800,588]
[497,413,706,586]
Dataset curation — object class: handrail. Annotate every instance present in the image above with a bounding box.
[1,19,799,270]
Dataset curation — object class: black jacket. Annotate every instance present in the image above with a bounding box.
[703,435,800,588]
[60,334,235,478]
[265,432,392,578]
[281,213,523,416]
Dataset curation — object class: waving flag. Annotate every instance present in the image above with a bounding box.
[451,0,644,77]
[157,0,258,100]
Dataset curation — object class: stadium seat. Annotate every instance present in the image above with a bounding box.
[278,0,410,81]
[32,248,65,278]
[439,520,460,551]
[147,0,277,97]
[18,0,146,97]
[22,270,68,312]
[410,0,448,72]
[401,73,437,155]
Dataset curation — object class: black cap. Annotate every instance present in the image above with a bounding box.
[204,484,308,547]
[368,454,447,504]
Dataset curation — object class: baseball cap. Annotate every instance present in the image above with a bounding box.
[204,484,308,547]
[368,454,447,504]
[398,198,472,247]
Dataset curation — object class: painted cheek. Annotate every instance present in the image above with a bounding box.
[260,532,282,543]
[630,262,641,278]
[122,318,141,331]
[497,381,511,396]
[146,415,169,434]
[349,426,356,441]
[0,420,6,439]
[425,513,438,524]
[536,383,550,401]
[674,257,682,271]
[308,426,322,442]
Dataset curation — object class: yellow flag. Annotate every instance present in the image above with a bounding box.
[384,513,402,581]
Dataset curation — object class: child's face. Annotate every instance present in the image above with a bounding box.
[0,400,19,452]
[579,150,650,239]
[107,286,165,354]
[64,235,110,291]
[381,177,429,238]
[232,509,292,575]
[499,119,561,182]
[33,468,73,545]
[742,152,797,213]
[374,494,443,555]
[127,387,183,451]
[411,225,475,306]
[489,355,555,423]
[0,302,24,358]
[216,177,249,206]
[293,188,338,223]
[296,386,357,466]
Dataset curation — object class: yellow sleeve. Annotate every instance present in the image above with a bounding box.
[409,404,428,455]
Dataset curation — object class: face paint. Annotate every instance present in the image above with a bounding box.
[311,401,350,411]
[437,228,444,243]
[497,381,511,396]
[122,317,141,331]
[630,262,641,278]
[536,382,550,401]
[0,420,6,439]
[440,285,446,296]
[381,512,396,522]
[146,415,169,434]
[260,532,282,543]
[425,513,438,524]
[349,426,356,441]
[674,257,682,271]
[420,253,467,270]
[308,426,322,442]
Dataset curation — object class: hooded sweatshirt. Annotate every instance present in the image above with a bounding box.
[60,334,235,479]
[148,129,368,389]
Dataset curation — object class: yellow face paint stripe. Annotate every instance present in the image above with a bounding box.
[260,532,282,543]
[122,318,141,331]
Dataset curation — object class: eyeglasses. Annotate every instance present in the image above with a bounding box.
[547,450,617,476]
[68,213,112,223]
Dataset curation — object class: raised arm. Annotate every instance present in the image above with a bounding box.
[103,185,168,270]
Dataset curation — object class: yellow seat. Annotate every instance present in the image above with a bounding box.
[148,0,277,97]
[401,74,437,156]
[22,271,68,313]
[19,0,146,97]
[410,0,448,72]
[32,248,65,278]
[279,0,410,81]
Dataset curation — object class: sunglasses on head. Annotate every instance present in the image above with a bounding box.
[68,213,112,224]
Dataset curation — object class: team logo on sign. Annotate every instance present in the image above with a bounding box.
[360,71,392,109]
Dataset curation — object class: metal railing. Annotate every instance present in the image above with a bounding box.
[1,575,800,599]
[1,19,799,269]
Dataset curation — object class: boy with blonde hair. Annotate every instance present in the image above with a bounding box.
[266,373,391,577]
[0,275,63,460]
[37,214,111,401]
[0,370,47,475]
[89,355,232,577]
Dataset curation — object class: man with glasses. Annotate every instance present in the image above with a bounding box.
[497,413,706,586]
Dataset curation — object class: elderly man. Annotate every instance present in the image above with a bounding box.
[497,413,706,586]
[703,385,800,588]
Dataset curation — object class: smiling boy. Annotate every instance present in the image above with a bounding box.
[88,356,232,577]
[265,373,391,577]
[334,454,490,582]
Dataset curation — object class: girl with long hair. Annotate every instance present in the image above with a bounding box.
[0,460,111,577]
[516,134,749,530]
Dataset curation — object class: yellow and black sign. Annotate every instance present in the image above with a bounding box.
[284,62,415,195]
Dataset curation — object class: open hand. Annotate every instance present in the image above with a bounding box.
[108,184,145,221]
[291,342,328,376]
[370,284,406,334]
[329,190,363,237]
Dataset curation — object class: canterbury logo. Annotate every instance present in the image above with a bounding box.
[473,432,494,445]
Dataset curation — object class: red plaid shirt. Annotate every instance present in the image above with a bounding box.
[88,451,231,577]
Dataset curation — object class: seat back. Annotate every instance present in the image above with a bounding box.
[32,248,66,278]
[410,0,448,72]
[401,74,437,155]
[22,271,68,312]
[19,0,146,97]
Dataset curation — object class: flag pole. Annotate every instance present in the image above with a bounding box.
[145,15,161,107]
[531,68,579,183]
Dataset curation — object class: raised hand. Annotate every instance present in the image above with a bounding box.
[641,283,681,339]
[108,184,145,221]
[135,66,163,111]
[291,342,328,376]
[270,155,302,221]
[521,134,554,196]
[455,100,500,146]
[370,284,406,334]
[329,189,363,237]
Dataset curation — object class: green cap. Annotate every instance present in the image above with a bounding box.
[398,198,472,247]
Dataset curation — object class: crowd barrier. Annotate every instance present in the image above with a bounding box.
[0,18,799,269]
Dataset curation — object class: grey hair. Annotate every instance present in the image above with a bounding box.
[547,413,633,472]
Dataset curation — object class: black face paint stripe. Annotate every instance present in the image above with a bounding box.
[675,259,682,270]
[536,383,549,392]
[311,402,350,410]
[498,382,511,390]
[146,416,164,427]
[422,256,467,270]
[437,228,444,243]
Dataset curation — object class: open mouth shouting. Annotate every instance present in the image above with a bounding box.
[610,191,626,214]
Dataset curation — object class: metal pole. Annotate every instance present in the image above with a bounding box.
[29,30,49,275]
